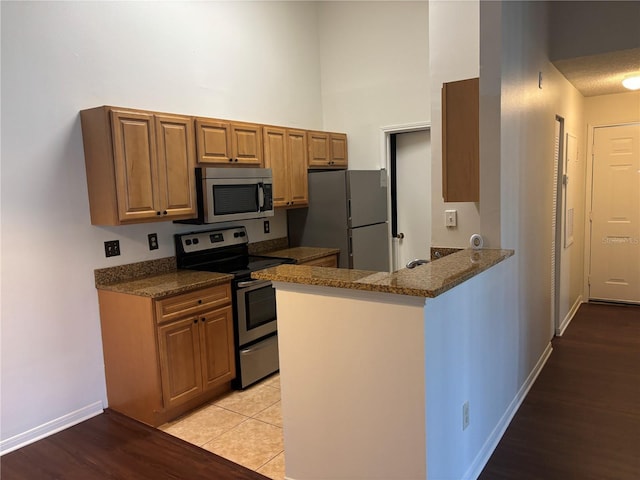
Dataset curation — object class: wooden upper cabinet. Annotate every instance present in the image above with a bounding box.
[195,119,232,164]
[155,115,198,217]
[110,110,159,222]
[195,118,263,166]
[264,126,308,208]
[307,131,348,169]
[329,133,348,168]
[441,77,479,202]
[80,106,196,225]
[287,129,309,205]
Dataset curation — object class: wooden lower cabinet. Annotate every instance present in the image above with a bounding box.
[98,283,234,427]
[299,253,338,267]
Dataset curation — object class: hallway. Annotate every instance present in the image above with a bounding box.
[480,302,640,479]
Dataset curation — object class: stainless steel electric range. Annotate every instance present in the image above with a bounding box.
[175,226,293,389]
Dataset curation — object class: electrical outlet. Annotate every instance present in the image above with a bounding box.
[148,233,159,250]
[462,401,470,430]
[104,240,120,257]
[263,220,270,234]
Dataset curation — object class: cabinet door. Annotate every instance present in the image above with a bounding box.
[307,131,330,168]
[264,127,289,208]
[442,77,479,202]
[199,306,235,390]
[111,110,160,222]
[155,114,197,219]
[231,123,263,166]
[195,119,232,165]
[287,129,309,206]
[330,133,348,168]
[157,316,203,409]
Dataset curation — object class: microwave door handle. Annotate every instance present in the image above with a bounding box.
[257,182,265,211]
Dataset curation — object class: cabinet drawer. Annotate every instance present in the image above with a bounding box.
[156,284,231,325]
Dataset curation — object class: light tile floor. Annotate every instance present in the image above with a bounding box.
[160,374,285,480]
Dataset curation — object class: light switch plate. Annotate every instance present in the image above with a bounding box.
[445,210,457,227]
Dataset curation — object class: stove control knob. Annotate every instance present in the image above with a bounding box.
[239,231,246,237]
[185,239,192,245]
[234,232,239,238]
[193,238,199,244]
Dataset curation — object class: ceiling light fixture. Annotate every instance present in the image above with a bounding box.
[622,75,640,90]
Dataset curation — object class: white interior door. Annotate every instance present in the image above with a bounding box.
[394,130,431,270]
[589,124,640,304]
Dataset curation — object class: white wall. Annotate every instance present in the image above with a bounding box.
[499,0,558,373]
[425,257,524,480]
[429,0,481,248]
[0,1,320,450]
[317,1,430,169]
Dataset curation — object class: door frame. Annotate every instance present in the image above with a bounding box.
[584,121,640,302]
[552,116,564,336]
[380,122,431,271]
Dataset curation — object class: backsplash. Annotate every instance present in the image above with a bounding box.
[248,237,288,254]
[430,247,463,261]
[94,257,176,286]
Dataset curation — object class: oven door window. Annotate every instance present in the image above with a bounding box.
[243,284,276,330]
[213,184,259,215]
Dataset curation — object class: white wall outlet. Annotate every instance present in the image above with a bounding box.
[445,209,457,227]
[462,401,470,430]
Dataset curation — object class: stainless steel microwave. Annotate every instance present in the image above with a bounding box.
[181,168,274,224]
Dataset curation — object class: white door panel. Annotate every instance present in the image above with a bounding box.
[395,130,431,270]
[590,124,640,303]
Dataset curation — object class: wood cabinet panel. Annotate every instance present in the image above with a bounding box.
[80,106,197,225]
[200,306,235,389]
[264,126,308,208]
[195,119,232,164]
[156,284,231,325]
[329,133,348,168]
[111,110,159,222]
[231,123,263,166]
[98,282,234,426]
[158,317,203,409]
[442,77,479,202]
[195,118,263,166]
[287,129,309,205]
[155,115,197,217]
[307,131,348,169]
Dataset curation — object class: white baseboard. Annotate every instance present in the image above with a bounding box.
[556,295,583,336]
[0,401,104,456]
[462,342,553,480]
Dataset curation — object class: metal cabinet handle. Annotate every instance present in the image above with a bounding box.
[397,232,405,239]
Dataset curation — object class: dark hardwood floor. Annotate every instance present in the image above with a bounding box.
[479,302,640,480]
[2,302,638,479]
[0,409,269,480]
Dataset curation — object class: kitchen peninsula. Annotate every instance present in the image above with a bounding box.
[253,248,514,480]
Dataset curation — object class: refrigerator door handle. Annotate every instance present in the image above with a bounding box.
[347,198,352,222]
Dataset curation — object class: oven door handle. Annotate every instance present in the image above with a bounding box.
[237,279,270,288]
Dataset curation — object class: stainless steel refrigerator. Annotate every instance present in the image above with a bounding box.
[287,170,390,271]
